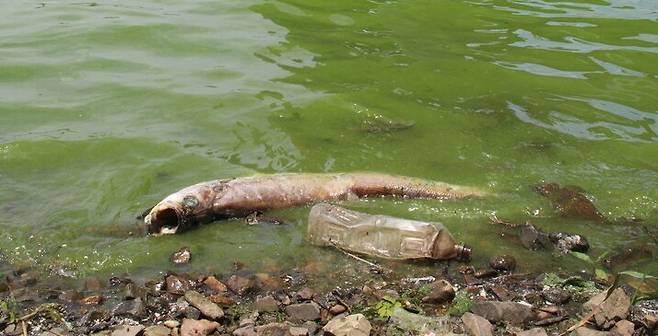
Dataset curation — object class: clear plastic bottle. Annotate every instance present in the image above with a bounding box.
[307,203,471,260]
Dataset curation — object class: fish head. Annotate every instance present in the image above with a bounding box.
[143,183,217,235]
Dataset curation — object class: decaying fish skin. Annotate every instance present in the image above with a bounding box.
[143,173,489,235]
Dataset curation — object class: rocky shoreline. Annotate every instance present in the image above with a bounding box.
[1,251,656,336]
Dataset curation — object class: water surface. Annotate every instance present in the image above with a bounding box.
[1,0,656,282]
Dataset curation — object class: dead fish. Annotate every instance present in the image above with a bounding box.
[143,172,489,235]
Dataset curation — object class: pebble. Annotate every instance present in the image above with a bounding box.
[489,255,517,272]
[111,325,144,336]
[329,304,347,315]
[593,288,631,329]
[180,319,219,336]
[296,287,314,301]
[166,274,192,295]
[542,288,571,304]
[610,320,634,336]
[470,301,536,326]
[164,320,180,328]
[516,327,548,336]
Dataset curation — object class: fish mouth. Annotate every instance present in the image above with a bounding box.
[145,206,181,235]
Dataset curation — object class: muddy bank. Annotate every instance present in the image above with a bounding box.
[1,252,655,336]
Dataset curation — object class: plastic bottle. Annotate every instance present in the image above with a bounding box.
[307,203,471,260]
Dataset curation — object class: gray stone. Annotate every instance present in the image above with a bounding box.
[227,275,256,295]
[40,328,70,336]
[516,327,548,336]
[461,312,493,336]
[255,323,293,336]
[322,314,371,336]
[470,301,536,326]
[542,288,571,304]
[593,288,631,329]
[143,325,171,336]
[185,290,224,320]
[285,302,321,321]
[111,325,145,336]
[255,295,279,312]
[289,326,308,336]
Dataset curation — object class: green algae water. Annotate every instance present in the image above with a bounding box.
[0,0,657,282]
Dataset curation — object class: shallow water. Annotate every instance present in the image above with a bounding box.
[0,0,656,283]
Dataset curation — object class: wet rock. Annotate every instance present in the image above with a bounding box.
[516,327,548,336]
[122,283,147,300]
[535,183,604,221]
[470,301,536,326]
[285,302,321,321]
[185,290,224,320]
[422,279,455,304]
[166,274,192,295]
[549,232,589,253]
[461,312,493,336]
[520,225,550,250]
[143,325,171,336]
[329,304,347,315]
[180,318,220,336]
[255,295,279,312]
[609,320,634,336]
[542,288,571,304]
[171,247,192,264]
[111,324,145,336]
[80,295,104,305]
[85,276,105,292]
[569,327,609,336]
[203,276,227,293]
[474,269,498,279]
[111,298,146,318]
[489,255,516,272]
[593,288,631,329]
[323,313,371,336]
[489,285,515,301]
[296,287,314,301]
[209,294,235,306]
[255,273,285,292]
[227,275,256,295]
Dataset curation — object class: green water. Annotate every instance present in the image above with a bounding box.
[1,0,657,283]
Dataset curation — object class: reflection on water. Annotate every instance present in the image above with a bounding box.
[0,0,656,279]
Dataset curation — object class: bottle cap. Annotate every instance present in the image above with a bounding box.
[455,244,472,261]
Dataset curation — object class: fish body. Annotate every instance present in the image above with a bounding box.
[143,173,488,235]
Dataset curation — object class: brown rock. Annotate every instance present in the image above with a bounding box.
[542,288,571,304]
[233,326,256,336]
[209,294,235,306]
[329,304,347,315]
[227,275,256,295]
[185,290,224,320]
[609,320,634,336]
[143,325,171,336]
[569,327,609,336]
[322,314,371,336]
[255,323,293,336]
[289,327,308,336]
[516,327,548,336]
[255,295,279,312]
[583,291,607,313]
[80,295,104,305]
[593,288,631,329]
[203,276,227,293]
[470,301,536,326]
[296,287,314,301]
[180,319,219,336]
[422,280,455,304]
[461,312,493,336]
[285,302,321,321]
[489,286,515,301]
